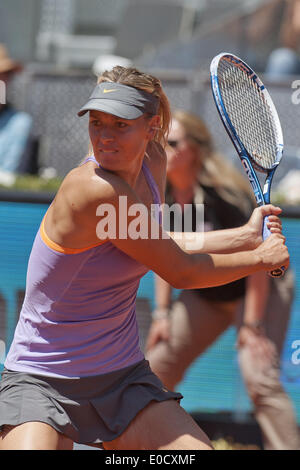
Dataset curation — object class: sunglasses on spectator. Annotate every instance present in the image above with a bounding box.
[167,136,206,148]
[167,140,181,148]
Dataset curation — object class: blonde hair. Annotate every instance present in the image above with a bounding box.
[172,109,255,211]
[98,66,171,146]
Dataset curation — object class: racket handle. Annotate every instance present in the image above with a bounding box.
[262,216,285,278]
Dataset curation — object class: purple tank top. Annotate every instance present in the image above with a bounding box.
[5,155,162,377]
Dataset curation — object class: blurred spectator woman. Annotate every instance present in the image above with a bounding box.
[146,109,299,450]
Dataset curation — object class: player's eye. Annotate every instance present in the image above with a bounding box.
[116,121,128,128]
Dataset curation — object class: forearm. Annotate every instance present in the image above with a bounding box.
[177,250,261,289]
[243,271,270,325]
[167,224,255,255]
[155,275,172,309]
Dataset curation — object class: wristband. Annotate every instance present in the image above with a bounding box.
[242,321,264,333]
[151,308,170,320]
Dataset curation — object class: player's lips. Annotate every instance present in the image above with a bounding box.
[99,148,118,153]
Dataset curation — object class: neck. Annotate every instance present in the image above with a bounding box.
[171,186,195,207]
[168,170,197,204]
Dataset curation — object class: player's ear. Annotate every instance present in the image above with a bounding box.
[147,115,161,140]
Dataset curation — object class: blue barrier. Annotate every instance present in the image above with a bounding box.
[0,198,299,422]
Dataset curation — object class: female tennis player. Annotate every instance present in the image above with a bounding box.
[0,66,289,450]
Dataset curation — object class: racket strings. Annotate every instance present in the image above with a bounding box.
[218,60,279,171]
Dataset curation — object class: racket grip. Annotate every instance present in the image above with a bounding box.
[262,216,285,278]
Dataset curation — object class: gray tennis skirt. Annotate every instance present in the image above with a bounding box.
[0,360,182,446]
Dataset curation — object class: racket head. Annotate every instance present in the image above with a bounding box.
[210,53,283,173]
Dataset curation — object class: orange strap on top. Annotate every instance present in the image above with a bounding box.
[40,216,106,254]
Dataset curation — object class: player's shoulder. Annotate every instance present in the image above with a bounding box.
[62,163,133,208]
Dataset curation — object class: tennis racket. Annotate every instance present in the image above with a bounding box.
[210,52,285,278]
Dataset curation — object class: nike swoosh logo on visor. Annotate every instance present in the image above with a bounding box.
[103,89,118,93]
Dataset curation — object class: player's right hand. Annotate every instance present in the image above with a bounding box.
[246,205,283,248]
[254,233,290,272]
